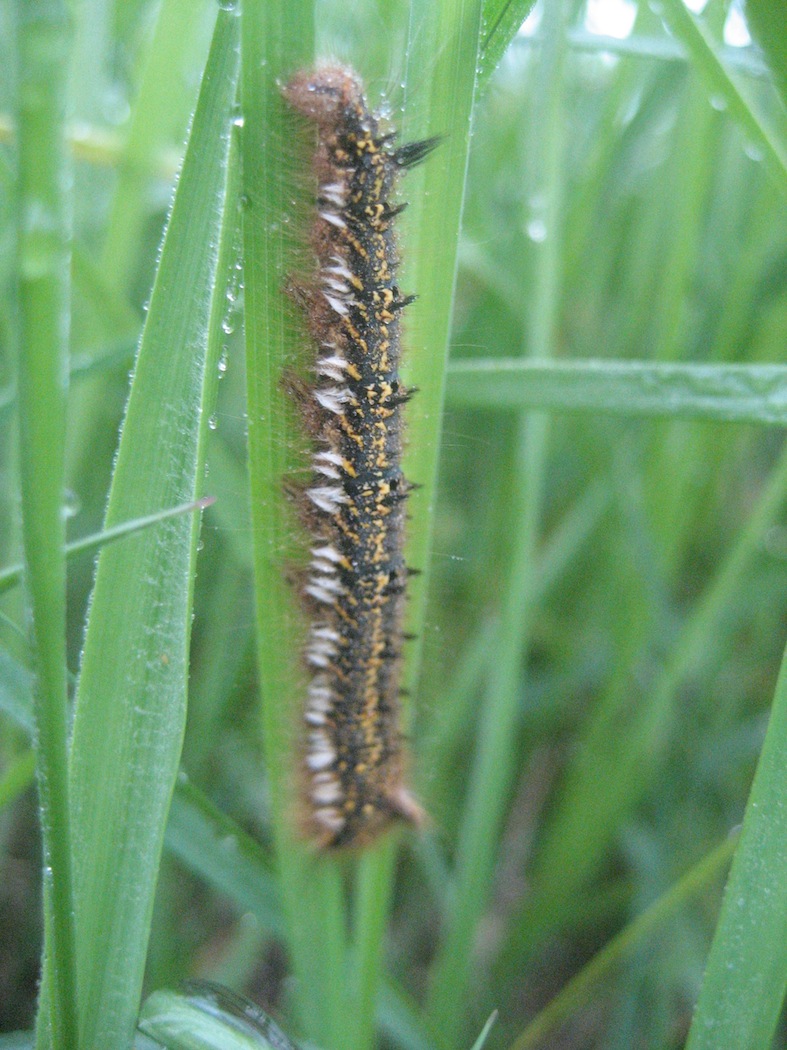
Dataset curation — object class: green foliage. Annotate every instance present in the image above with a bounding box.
[1,1,786,1049]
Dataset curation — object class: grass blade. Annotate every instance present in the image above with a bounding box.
[479,1,538,88]
[67,12,239,1048]
[15,1,79,1045]
[657,0,787,195]
[239,5,355,1048]
[0,498,214,595]
[447,360,787,424]
[685,647,787,1049]
[511,835,737,1049]
[164,779,282,938]
[744,0,787,105]
[425,1,566,1041]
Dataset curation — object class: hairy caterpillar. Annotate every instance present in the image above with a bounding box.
[282,65,436,849]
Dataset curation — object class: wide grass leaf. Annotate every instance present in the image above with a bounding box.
[67,10,239,1049]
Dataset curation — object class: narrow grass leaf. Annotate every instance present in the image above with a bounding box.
[68,12,239,1049]
[744,0,787,105]
[15,1,78,1045]
[685,647,787,1049]
[0,648,35,733]
[447,360,787,425]
[164,779,282,937]
[425,2,566,1041]
[0,498,214,595]
[468,1013,497,1050]
[657,0,787,196]
[479,1,538,88]
[511,835,737,1049]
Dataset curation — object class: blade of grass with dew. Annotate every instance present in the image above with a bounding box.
[657,0,787,196]
[240,5,351,1049]
[478,0,538,89]
[685,644,787,1049]
[15,2,78,1047]
[400,0,483,674]
[446,360,787,425]
[510,835,737,1050]
[425,1,567,1042]
[67,12,239,1048]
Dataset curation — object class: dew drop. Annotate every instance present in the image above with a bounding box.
[527,217,547,243]
[62,489,81,520]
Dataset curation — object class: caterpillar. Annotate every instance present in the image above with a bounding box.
[282,65,436,849]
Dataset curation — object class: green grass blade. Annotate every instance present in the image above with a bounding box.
[239,5,355,1049]
[479,1,537,88]
[15,1,79,1046]
[348,843,398,1050]
[745,0,787,105]
[0,498,214,594]
[685,647,787,1049]
[0,648,35,733]
[657,0,787,195]
[401,0,484,668]
[511,835,737,1049]
[164,779,282,937]
[425,1,566,1041]
[67,12,239,1048]
[468,1013,497,1050]
[446,360,787,424]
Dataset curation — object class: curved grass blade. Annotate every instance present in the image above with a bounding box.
[67,11,239,1048]
[139,983,301,1050]
[685,646,787,1049]
[424,1,565,1041]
